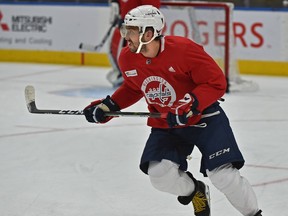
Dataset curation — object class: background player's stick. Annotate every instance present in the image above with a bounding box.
[24,85,164,118]
[79,18,118,52]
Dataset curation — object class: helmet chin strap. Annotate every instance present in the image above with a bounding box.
[136,32,157,54]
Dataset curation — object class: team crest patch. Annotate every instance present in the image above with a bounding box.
[141,76,176,107]
[125,69,138,77]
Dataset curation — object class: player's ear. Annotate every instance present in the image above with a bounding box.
[144,29,154,40]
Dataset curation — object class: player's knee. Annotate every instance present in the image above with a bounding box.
[207,163,241,194]
[148,159,179,192]
[147,159,194,196]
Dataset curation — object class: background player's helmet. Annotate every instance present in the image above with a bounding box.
[122,5,165,53]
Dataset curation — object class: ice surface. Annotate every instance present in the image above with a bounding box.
[0,63,287,216]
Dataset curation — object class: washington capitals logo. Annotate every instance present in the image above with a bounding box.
[141,76,176,107]
[146,83,171,103]
[0,11,9,31]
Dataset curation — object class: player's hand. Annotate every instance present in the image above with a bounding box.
[167,93,199,128]
[109,1,120,25]
[83,95,120,123]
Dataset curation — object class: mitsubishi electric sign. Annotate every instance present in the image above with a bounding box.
[0,10,9,31]
[11,15,53,33]
[0,5,106,51]
[0,7,54,49]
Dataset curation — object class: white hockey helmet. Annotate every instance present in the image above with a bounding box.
[122,5,165,53]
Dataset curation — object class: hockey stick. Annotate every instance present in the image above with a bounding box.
[79,18,118,52]
[25,86,220,119]
[24,85,164,118]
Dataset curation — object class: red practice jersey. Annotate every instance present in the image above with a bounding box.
[112,36,227,128]
[118,0,161,19]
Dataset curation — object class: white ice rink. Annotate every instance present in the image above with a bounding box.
[0,63,287,216]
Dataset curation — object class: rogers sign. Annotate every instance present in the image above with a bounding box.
[162,20,264,49]
[233,22,263,48]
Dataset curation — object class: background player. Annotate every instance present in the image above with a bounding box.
[107,0,160,87]
[84,5,263,216]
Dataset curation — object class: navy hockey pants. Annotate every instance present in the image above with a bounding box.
[140,103,245,177]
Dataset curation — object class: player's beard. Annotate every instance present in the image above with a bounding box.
[128,41,147,53]
[127,40,138,53]
[140,44,147,53]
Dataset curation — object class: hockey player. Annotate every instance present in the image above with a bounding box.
[84,5,262,216]
[107,0,160,87]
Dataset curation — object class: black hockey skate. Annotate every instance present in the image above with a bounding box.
[254,210,262,216]
[178,172,210,216]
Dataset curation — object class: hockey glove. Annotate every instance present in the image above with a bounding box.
[167,93,199,128]
[83,95,120,124]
